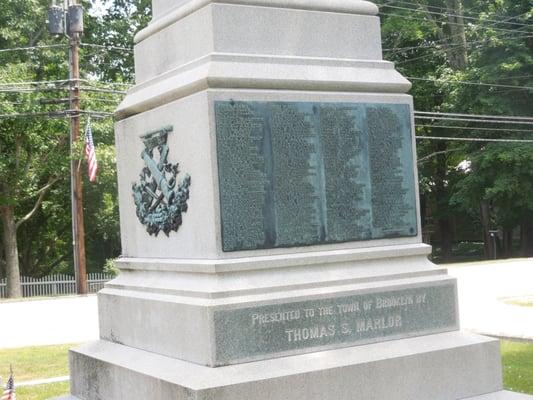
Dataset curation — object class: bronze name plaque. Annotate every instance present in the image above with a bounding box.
[215,101,418,252]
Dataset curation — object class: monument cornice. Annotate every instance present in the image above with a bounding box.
[116,54,411,119]
[136,0,379,43]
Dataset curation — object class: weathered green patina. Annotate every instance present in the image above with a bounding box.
[214,101,418,252]
[132,126,191,236]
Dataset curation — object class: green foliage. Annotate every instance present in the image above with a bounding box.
[452,144,533,229]
[0,0,152,278]
[381,0,533,258]
[103,258,119,277]
[83,0,151,82]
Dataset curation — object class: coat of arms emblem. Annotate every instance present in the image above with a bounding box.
[132,126,191,236]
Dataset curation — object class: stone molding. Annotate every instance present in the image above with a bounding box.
[140,0,379,43]
[116,55,411,119]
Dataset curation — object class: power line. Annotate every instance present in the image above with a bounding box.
[384,32,533,53]
[0,78,131,89]
[0,42,133,55]
[0,87,69,93]
[378,3,533,30]
[81,97,121,104]
[417,124,533,133]
[390,21,531,51]
[0,44,68,53]
[79,86,126,95]
[0,109,113,119]
[379,11,532,36]
[0,79,71,87]
[0,111,69,118]
[4,76,528,94]
[416,136,533,143]
[0,84,128,95]
[407,77,533,91]
[415,111,533,123]
[79,43,133,52]
[377,0,531,28]
[386,32,533,66]
[415,116,533,126]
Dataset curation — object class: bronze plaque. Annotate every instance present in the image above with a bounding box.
[215,101,417,252]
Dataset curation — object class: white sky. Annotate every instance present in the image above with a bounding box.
[89,0,112,17]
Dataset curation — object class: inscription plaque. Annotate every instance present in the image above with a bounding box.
[215,101,417,252]
[213,283,457,365]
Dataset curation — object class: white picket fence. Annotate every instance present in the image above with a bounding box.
[0,273,114,298]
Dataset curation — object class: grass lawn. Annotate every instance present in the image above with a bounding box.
[502,340,533,394]
[0,343,73,382]
[0,340,532,399]
[504,299,533,308]
[16,381,70,400]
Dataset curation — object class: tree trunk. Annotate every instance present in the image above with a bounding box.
[0,205,22,298]
[480,201,492,259]
[432,141,454,259]
[444,0,468,70]
[502,228,513,259]
[521,217,533,257]
[439,218,454,259]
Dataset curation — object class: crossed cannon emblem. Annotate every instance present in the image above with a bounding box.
[132,126,191,236]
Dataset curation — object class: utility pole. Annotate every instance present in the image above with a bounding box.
[48,0,87,294]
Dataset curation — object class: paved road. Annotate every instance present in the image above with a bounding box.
[0,258,531,349]
[0,295,98,349]
[446,258,533,340]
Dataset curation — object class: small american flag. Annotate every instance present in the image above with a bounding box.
[85,117,98,182]
[1,372,15,400]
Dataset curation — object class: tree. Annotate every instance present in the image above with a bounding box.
[0,0,73,296]
[0,0,152,296]
[381,0,533,260]
[0,38,69,296]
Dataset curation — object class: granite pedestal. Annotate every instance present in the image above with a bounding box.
[63,1,533,399]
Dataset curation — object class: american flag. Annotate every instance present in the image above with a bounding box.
[85,118,98,182]
[1,372,15,400]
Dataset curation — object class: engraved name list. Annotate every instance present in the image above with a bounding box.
[215,101,418,252]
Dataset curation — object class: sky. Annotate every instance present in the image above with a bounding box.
[89,0,112,17]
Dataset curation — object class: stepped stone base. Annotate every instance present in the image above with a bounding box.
[59,331,523,400]
[467,393,533,399]
[57,391,533,400]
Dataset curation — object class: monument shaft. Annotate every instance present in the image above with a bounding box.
[63,1,528,399]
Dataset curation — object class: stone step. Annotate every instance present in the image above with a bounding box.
[465,392,533,399]
[68,331,505,400]
[54,391,533,400]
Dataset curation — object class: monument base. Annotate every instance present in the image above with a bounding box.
[64,331,521,400]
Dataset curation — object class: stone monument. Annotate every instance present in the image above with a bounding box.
[63,0,532,399]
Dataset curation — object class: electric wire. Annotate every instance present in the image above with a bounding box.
[383,32,533,53]
[407,77,533,91]
[8,77,526,93]
[0,110,113,119]
[377,0,531,28]
[0,44,68,53]
[79,43,133,52]
[0,42,132,54]
[0,78,132,89]
[0,85,127,95]
[417,124,533,133]
[0,79,71,87]
[379,11,532,35]
[415,116,533,126]
[416,136,533,143]
[415,111,533,122]
[378,3,533,30]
